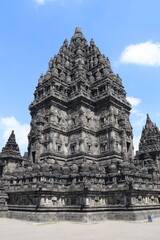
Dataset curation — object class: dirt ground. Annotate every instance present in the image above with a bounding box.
[0,217,160,240]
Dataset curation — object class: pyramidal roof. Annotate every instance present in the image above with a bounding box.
[139,114,160,153]
[143,114,160,136]
[30,27,130,110]
[0,130,22,159]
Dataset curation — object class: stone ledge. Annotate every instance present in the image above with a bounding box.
[6,209,160,222]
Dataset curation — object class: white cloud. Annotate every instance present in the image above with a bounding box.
[34,0,82,5]
[133,135,140,152]
[126,96,145,151]
[120,41,160,66]
[0,117,30,154]
[35,0,55,4]
[127,96,141,107]
[130,108,146,128]
[129,108,146,152]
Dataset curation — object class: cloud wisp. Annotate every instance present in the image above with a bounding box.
[35,0,54,4]
[127,96,141,107]
[131,109,146,151]
[0,116,30,154]
[120,41,160,66]
[126,96,145,151]
[34,0,83,5]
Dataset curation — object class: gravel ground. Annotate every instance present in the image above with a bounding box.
[0,218,160,240]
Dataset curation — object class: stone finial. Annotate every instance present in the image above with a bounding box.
[90,38,95,46]
[145,114,154,131]
[63,39,68,46]
[75,27,82,34]
[146,114,151,123]
[70,27,87,47]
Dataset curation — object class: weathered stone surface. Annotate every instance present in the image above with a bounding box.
[0,28,160,222]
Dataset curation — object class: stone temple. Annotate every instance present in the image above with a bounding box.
[0,27,160,222]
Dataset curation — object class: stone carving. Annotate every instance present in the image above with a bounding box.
[1,28,160,222]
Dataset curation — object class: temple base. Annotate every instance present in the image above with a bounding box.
[6,208,160,222]
[0,211,7,218]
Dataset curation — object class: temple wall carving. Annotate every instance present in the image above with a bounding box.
[1,28,160,222]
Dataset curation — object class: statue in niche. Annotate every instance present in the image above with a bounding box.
[98,55,105,64]
[49,112,57,125]
[108,106,116,125]
[94,55,98,65]
[72,117,76,125]
[62,161,70,176]
[102,66,108,75]
[90,57,94,68]
[88,71,95,83]
[56,54,61,64]
[95,69,101,81]
[61,117,67,128]
[80,157,90,176]
[59,71,65,80]
[78,61,85,74]
[86,116,91,125]
[57,115,62,124]
[70,159,79,175]
[66,72,71,82]
[76,46,83,56]
[75,114,80,125]
[52,67,58,76]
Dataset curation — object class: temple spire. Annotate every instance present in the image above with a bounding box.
[139,114,160,154]
[1,130,21,158]
[144,114,159,132]
[146,114,152,125]
[70,27,88,48]
[75,26,82,34]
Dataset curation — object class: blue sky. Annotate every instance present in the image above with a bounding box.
[0,0,160,154]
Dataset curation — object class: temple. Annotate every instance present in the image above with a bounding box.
[0,27,160,222]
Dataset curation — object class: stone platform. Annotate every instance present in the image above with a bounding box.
[6,208,160,222]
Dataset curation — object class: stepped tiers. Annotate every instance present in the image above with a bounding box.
[28,26,133,163]
[1,28,160,222]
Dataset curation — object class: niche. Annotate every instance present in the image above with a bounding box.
[0,166,3,177]
[87,144,91,152]
[32,151,36,163]
[100,117,105,124]
[70,144,76,154]
[100,144,106,152]
[127,142,131,152]
[57,145,62,152]
[86,117,91,124]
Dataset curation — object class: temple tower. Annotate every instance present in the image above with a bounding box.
[0,130,22,175]
[138,114,160,169]
[1,28,160,222]
[28,27,134,164]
